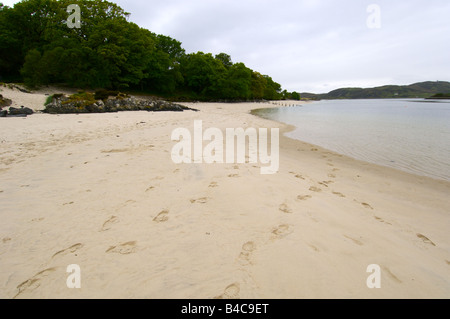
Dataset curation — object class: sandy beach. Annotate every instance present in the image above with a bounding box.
[0,86,449,299]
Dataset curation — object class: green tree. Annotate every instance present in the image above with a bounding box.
[219,63,252,100]
[143,33,184,94]
[291,91,300,100]
[1,0,286,99]
[250,71,267,100]
[181,52,226,97]
[21,48,43,88]
[215,53,233,69]
[263,75,282,100]
[156,34,185,61]
[0,3,27,80]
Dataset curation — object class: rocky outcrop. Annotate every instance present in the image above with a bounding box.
[0,106,34,117]
[43,93,198,114]
[0,95,34,117]
[0,94,12,108]
[9,106,34,116]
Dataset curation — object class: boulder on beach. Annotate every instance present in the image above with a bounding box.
[9,106,34,116]
[0,94,13,107]
[43,91,198,114]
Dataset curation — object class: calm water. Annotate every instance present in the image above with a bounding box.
[256,99,450,181]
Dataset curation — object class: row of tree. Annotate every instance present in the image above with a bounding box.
[0,0,299,101]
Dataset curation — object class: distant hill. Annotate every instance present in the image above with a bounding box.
[301,81,450,100]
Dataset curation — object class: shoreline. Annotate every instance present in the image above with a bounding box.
[0,87,449,298]
[252,101,450,184]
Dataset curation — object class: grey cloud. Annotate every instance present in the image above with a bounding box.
[115,0,450,92]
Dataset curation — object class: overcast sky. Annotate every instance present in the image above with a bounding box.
[3,0,450,93]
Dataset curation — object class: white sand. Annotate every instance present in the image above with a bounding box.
[0,87,449,299]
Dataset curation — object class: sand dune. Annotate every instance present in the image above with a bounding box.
[0,86,449,298]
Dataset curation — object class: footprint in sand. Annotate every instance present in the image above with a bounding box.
[297,195,312,201]
[318,181,334,187]
[101,216,119,231]
[214,283,240,299]
[308,243,320,252]
[101,148,130,154]
[344,235,364,246]
[145,186,155,192]
[309,186,322,193]
[239,241,256,265]
[328,174,336,178]
[382,266,402,284]
[271,224,292,239]
[63,201,74,206]
[106,241,137,255]
[361,202,373,210]
[307,211,319,223]
[153,210,169,223]
[208,182,218,188]
[242,241,256,252]
[190,197,209,204]
[332,191,346,198]
[14,267,57,298]
[279,203,293,214]
[228,174,239,178]
[416,233,436,246]
[2,237,11,243]
[289,171,305,180]
[52,243,83,259]
[374,216,392,225]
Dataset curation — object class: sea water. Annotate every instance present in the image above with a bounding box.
[255,99,450,181]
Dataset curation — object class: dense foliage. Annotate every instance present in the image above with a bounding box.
[0,0,289,101]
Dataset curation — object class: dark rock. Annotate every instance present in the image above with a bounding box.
[8,114,28,118]
[9,106,34,116]
[43,93,199,114]
[0,95,12,107]
[0,110,7,117]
